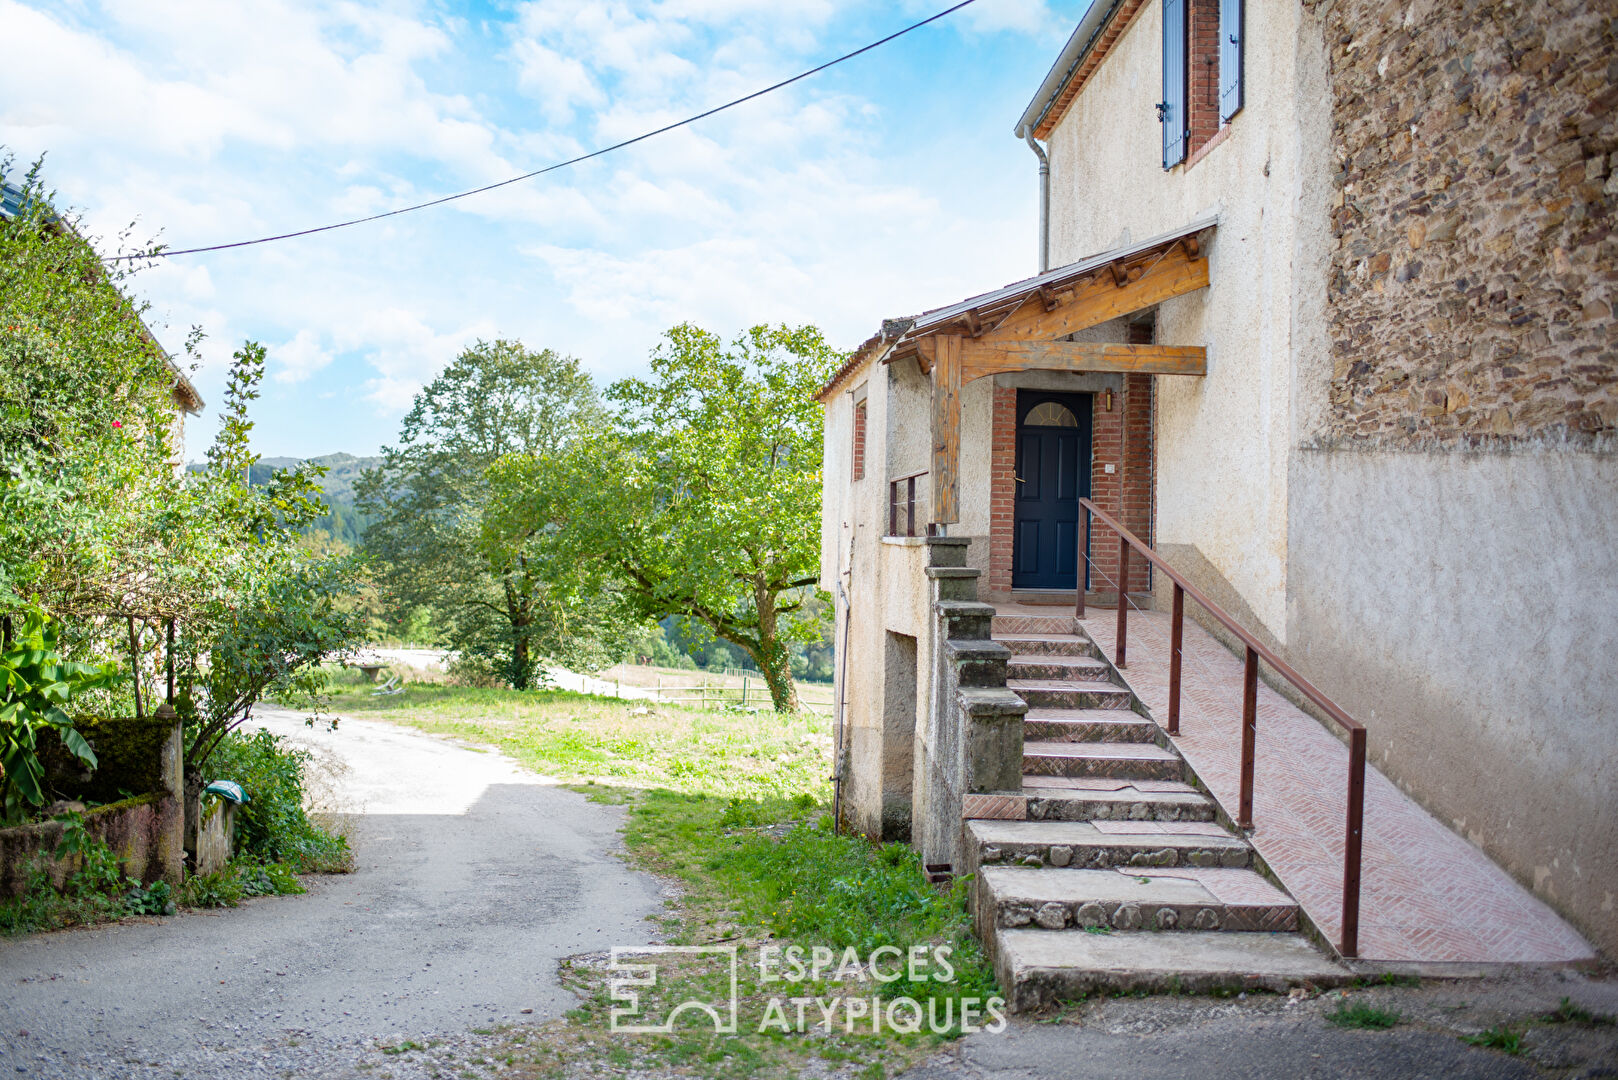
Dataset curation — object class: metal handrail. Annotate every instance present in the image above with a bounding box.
[1076,497,1366,959]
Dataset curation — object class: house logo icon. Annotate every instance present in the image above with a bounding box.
[608,946,740,1034]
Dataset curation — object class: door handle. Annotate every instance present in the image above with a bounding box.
[1015,475,1026,484]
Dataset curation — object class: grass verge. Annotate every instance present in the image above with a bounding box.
[332,683,999,1078]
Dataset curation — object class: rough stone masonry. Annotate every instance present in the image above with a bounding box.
[1312,0,1617,443]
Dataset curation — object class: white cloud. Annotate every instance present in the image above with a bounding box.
[2,0,1068,454]
[341,308,499,411]
[271,329,335,384]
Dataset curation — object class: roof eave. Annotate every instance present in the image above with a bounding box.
[1014,0,1124,140]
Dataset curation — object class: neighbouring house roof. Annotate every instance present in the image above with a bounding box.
[1,179,204,415]
[817,213,1217,402]
[1014,0,1149,142]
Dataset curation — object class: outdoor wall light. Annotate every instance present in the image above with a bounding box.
[1103,389,1114,412]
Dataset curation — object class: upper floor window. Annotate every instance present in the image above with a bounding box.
[852,400,867,481]
[1162,0,1243,169]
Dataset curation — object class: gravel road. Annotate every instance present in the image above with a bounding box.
[0,707,666,1079]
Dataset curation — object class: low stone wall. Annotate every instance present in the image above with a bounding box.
[191,798,236,876]
[0,791,184,896]
[0,710,185,896]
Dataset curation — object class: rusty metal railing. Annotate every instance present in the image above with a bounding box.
[1076,497,1367,959]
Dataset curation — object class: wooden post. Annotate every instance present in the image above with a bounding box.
[127,617,144,721]
[930,334,963,525]
[165,619,176,703]
[1167,584,1184,735]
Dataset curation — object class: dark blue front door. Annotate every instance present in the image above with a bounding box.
[1012,391,1092,591]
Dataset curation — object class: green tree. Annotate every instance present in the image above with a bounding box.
[176,344,366,774]
[547,323,838,711]
[356,340,612,688]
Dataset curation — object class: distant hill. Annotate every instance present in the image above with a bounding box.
[190,453,381,545]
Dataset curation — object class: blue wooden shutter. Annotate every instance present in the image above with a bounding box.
[1220,0,1244,122]
[1161,0,1187,168]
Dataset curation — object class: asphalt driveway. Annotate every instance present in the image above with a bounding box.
[0,707,665,1079]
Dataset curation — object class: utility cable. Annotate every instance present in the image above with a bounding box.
[115,0,981,260]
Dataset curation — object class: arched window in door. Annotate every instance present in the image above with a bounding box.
[1024,401,1079,428]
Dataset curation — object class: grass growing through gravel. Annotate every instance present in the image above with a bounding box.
[1461,1025,1525,1054]
[335,682,997,1079]
[1325,1000,1402,1030]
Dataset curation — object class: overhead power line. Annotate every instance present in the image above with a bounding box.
[119,0,981,260]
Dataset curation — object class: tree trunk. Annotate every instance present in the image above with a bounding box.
[510,628,531,690]
[753,581,799,712]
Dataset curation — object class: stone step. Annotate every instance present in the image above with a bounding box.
[1023,740,1184,782]
[978,866,1298,937]
[1007,678,1133,710]
[994,929,1350,1012]
[1023,709,1164,744]
[1006,654,1114,683]
[993,614,1079,637]
[1022,776,1217,822]
[967,819,1250,875]
[993,634,1100,659]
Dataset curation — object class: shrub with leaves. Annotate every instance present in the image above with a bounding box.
[0,608,120,823]
[205,727,350,872]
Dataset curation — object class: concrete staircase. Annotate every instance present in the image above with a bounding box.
[969,608,1348,1011]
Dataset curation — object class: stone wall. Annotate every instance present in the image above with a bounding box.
[1316,0,1617,442]
[0,792,184,896]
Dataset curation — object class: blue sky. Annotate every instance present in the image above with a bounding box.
[2,0,1090,459]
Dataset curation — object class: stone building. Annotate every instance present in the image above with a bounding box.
[818,0,1612,996]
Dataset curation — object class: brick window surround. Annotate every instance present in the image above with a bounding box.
[986,355,1155,602]
[852,401,867,482]
[1187,0,1222,156]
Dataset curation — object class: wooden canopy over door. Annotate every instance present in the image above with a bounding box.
[896,226,1213,525]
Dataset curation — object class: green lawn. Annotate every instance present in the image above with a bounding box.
[327,681,995,1079]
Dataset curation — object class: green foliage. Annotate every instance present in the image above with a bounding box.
[358,340,629,689]
[122,878,174,916]
[1325,1000,1401,1029]
[0,155,360,774]
[177,346,366,773]
[523,323,839,711]
[1461,1026,1524,1053]
[1544,996,1611,1025]
[180,856,306,909]
[0,608,120,823]
[205,728,351,873]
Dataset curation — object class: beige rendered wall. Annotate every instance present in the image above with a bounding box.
[1044,0,1331,642]
[820,358,937,840]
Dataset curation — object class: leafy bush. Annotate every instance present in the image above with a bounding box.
[0,608,120,824]
[180,857,304,909]
[205,728,350,873]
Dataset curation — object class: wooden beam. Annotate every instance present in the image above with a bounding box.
[960,341,1207,383]
[985,244,1209,343]
[930,334,962,525]
[914,336,935,375]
